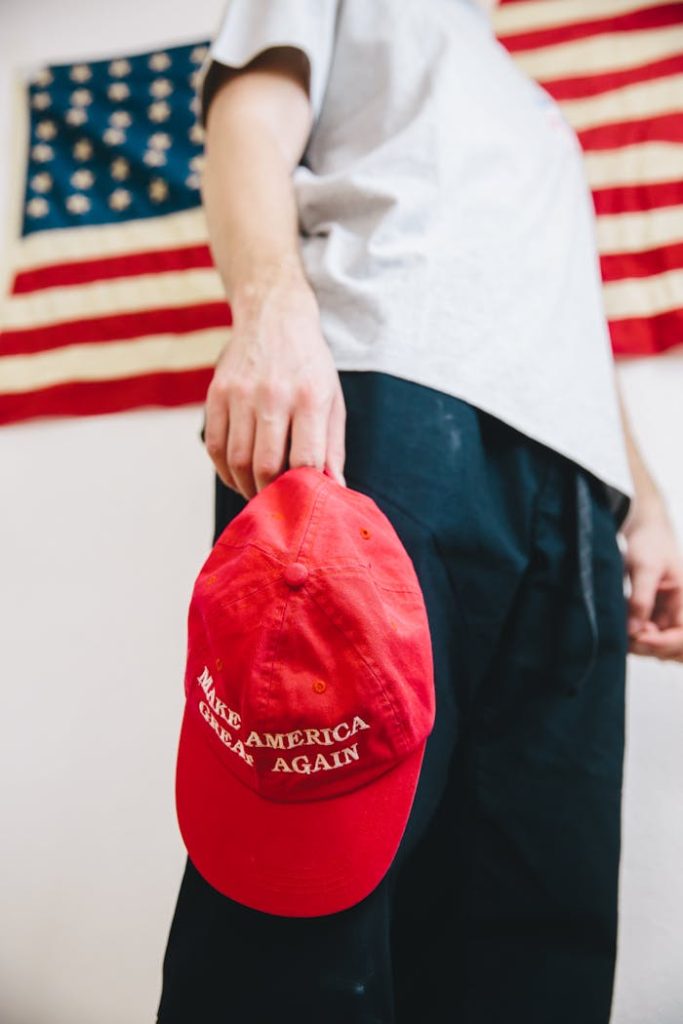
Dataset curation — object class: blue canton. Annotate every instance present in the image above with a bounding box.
[23,41,209,235]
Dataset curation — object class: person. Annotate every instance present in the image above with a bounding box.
[157,1,683,1021]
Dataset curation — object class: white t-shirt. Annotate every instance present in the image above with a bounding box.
[199,0,634,513]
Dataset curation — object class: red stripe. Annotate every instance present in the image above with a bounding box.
[0,301,232,357]
[0,366,213,427]
[592,179,683,213]
[610,307,683,355]
[12,244,214,294]
[600,240,683,279]
[499,4,683,55]
[578,112,683,150]
[539,53,683,101]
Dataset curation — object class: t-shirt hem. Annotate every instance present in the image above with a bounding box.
[329,357,635,516]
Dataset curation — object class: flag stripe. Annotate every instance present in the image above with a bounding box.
[3,267,225,330]
[597,205,683,253]
[592,180,683,214]
[12,243,214,294]
[499,3,683,53]
[541,53,683,100]
[609,308,683,354]
[494,0,680,35]
[603,265,683,317]
[0,367,214,427]
[1,302,230,357]
[11,207,207,272]
[578,112,683,151]
[584,141,683,188]
[509,25,683,81]
[600,240,683,281]
[0,327,228,394]
[562,75,683,134]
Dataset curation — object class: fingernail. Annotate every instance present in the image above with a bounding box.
[628,618,643,635]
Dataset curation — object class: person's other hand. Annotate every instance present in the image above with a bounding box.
[203,271,346,500]
[623,498,683,662]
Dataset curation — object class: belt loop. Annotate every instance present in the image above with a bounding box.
[567,470,599,697]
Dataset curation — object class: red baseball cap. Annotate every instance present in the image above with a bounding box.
[175,466,435,917]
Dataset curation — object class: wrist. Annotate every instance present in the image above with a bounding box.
[230,258,313,321]
[623,485,667,534]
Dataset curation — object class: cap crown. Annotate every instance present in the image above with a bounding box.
[185,468,435,803]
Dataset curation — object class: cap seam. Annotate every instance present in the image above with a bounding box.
[295,474,332,562]
[212,573,283,612]
[301,581,411,749]
[259,473,330,715]
[214,540,289,567]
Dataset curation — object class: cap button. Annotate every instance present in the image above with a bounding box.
[283,562,308,588]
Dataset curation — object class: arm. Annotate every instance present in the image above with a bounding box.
[617,380,683,661]
[201,48,346,499]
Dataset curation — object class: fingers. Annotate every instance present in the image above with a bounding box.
[252,385,290,493]
[626,559,662,636]
[203,386,236,491]
[227,398,257,499]
[629,625,683,662]
[289,388,329,473]
[325,383,347,486]
[204,364,346,499]
[652,577,683,631]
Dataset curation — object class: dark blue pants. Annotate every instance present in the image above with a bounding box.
[158,372,628,1024]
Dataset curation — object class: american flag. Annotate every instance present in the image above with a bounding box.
[0,41,229,427]
[494,0,683,358]
[1,5,682,428]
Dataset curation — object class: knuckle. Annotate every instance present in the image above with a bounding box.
[230,378,254,403]
[291,451,323,469]
[205,437,225,460]
[294,381,323,411]
[254,457,280,481]
[228,450,252,473]
[256,379,289,409]
[208,374,231,400]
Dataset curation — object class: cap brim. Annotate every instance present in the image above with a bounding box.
[175,702,425,918]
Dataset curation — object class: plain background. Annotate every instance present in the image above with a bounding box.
[1,1,683,1021]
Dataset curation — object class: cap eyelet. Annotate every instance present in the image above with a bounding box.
[215,657,223,670]
[360,527,371,540]
[206,574,217,585]
[312,679,326,694]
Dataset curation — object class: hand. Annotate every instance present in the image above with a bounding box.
[623,496,683,662]
[203,271,346,500]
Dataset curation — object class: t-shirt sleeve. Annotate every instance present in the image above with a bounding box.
[196,0,339,128]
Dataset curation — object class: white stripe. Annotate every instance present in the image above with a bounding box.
[561,74,683,133]
[10,207,209,272]
[603,266,683,318]
[494,0,670,36]
[0,327,229,394]
[510,25,683,82]
[584,141,683,188]
[597,205,683,254]
[2,267,225,329]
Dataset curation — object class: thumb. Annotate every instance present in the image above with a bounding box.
[627,559,661,634]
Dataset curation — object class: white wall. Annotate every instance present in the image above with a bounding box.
[1,2,682,1022]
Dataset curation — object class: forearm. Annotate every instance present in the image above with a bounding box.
[615,377,665,526]
[199,56,346,496]
[201,65,313,321]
